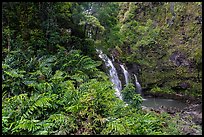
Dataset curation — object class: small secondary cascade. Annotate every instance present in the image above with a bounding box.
[133,74,142,95]
[96,49,123,100]
[120,64,129,85]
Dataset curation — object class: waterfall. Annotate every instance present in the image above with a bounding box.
[111,55,115,62]
[133,74,142,95]
[120,64,129,85]
[96,49,123,100]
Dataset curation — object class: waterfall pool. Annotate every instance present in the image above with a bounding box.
[141,97,188,109]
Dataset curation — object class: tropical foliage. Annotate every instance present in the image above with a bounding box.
[115,2,202,97]
[2,2,202,135]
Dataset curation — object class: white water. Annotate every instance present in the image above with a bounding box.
[111,55,115,62]
[96,49,123,100]
[133,74,142,95]
[120,64,129,85]
[96,49,188,110]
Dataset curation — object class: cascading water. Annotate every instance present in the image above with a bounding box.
[120,64,129,85]
[96,50,189,110]
[96,49,123,100]
[111,55,115,62]
[133,74,142,95]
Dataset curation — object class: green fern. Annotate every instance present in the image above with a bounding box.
[12,119,41,134]
[23,93,58,119]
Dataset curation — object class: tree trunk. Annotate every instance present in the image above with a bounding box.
[94,27,98,40]
[7,34,11,52]
[84,23,87,37]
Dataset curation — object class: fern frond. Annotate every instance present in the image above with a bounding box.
[72,71,89,83]
[12,118,41,134]
[23,93,57,119]
[4,69,24,78]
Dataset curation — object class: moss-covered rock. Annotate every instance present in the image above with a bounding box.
[115,2,202,98]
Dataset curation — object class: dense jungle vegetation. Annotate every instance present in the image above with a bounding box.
[2,2,202,135]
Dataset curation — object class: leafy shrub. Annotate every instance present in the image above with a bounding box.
[121,83,143,108]
[150,86,174,94]
[2,46,122,135]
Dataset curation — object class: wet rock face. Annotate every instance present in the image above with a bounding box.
[111,61,142,90]
[170,51,190,66]
[110,48,121,63]
[179,82,190,89]
[126,63,140,75]
[172,82,190,91]
[126,63,141,84]
[113,61,126,87]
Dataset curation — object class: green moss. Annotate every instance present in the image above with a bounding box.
[150,86,174,94]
